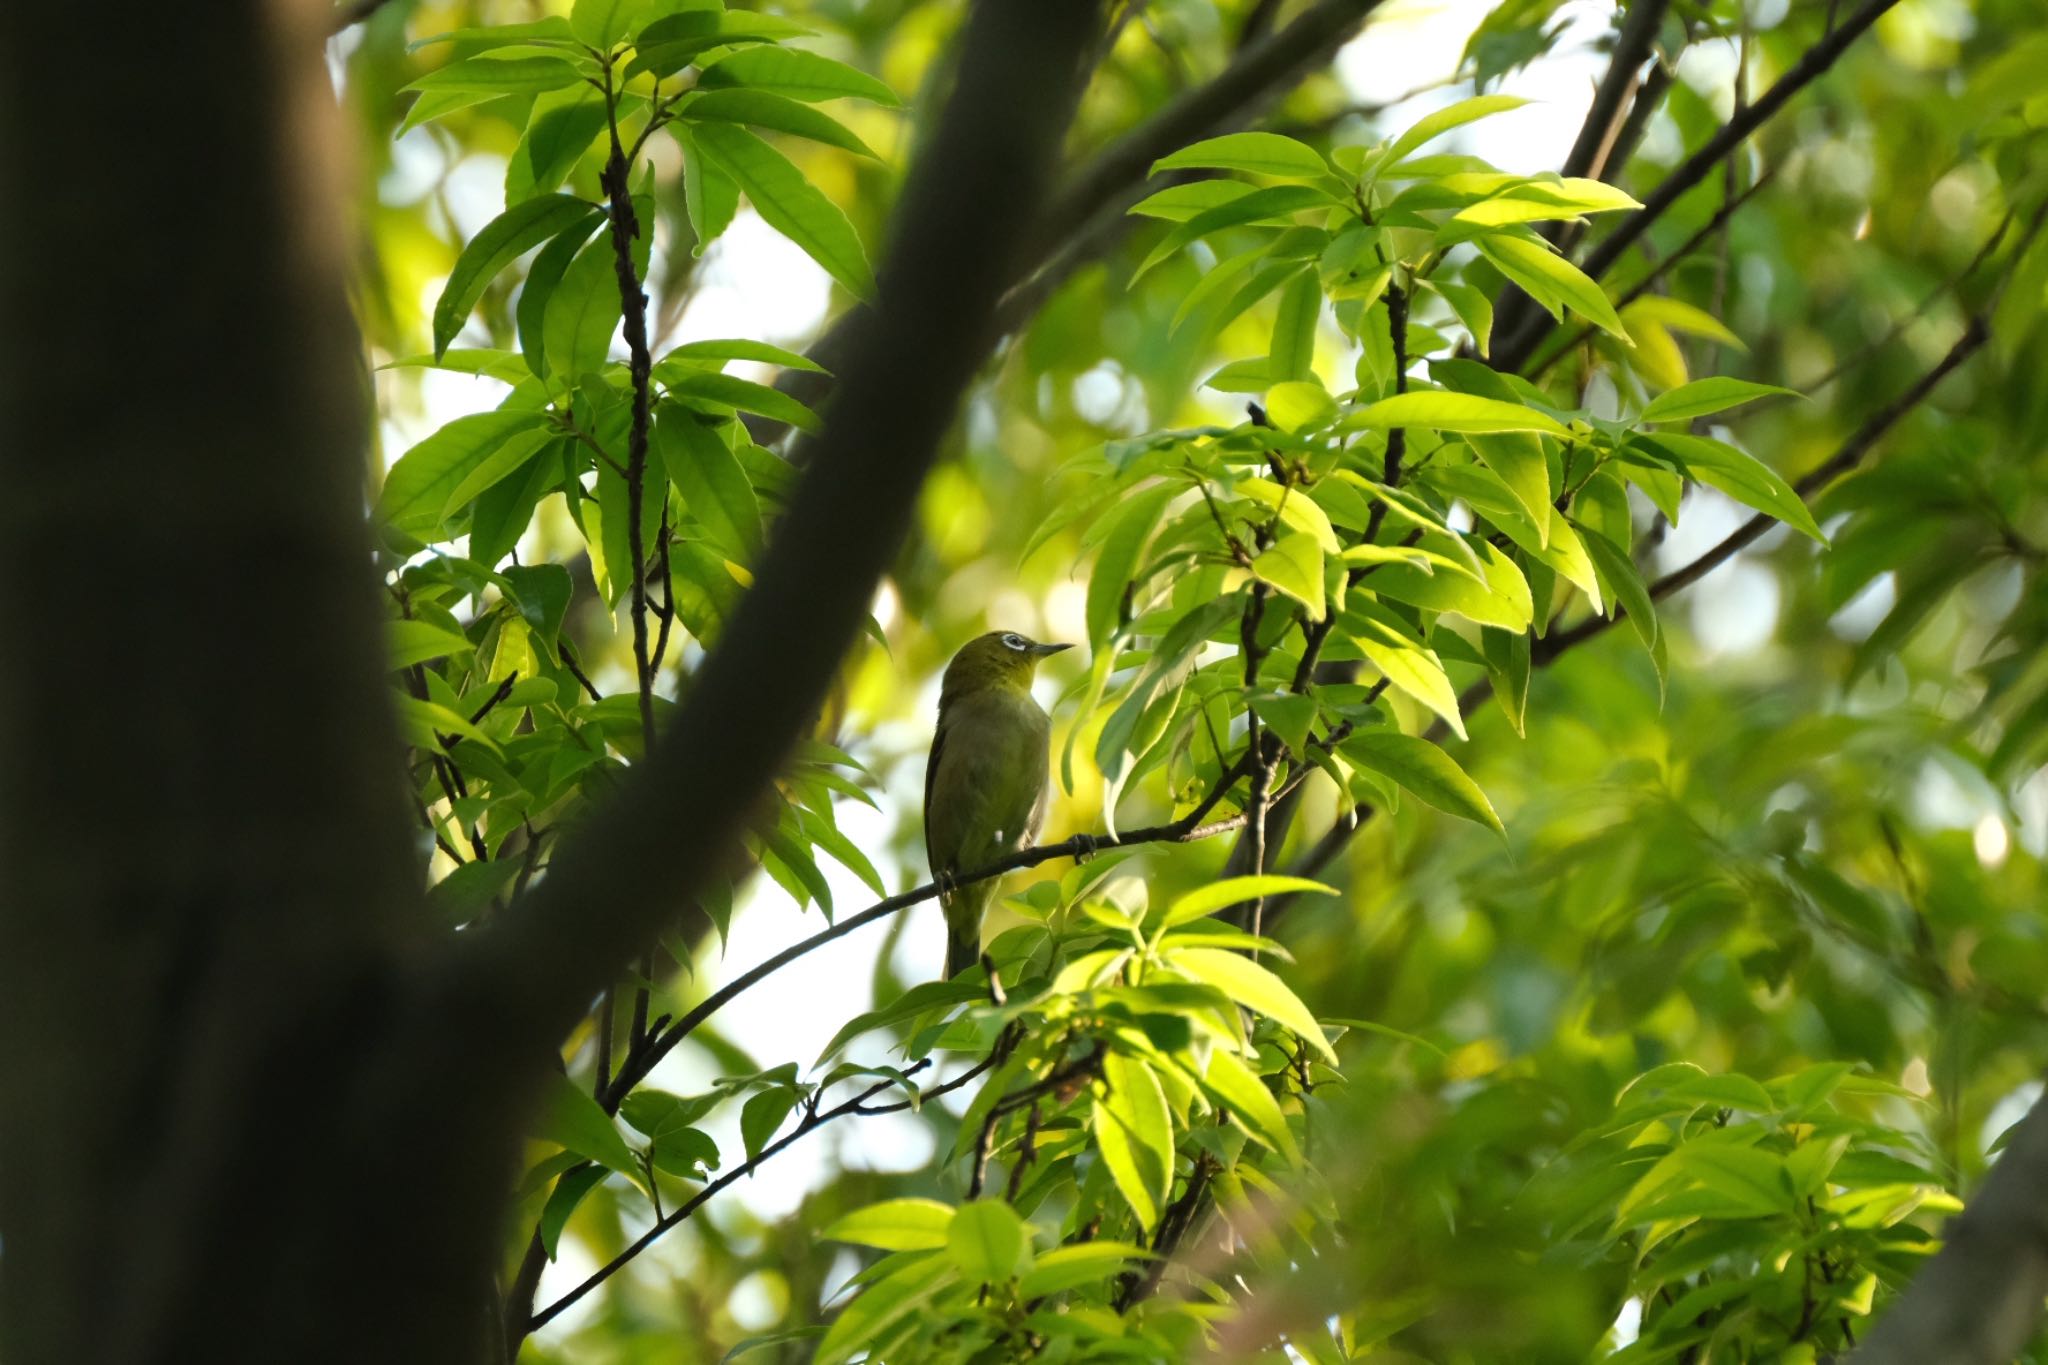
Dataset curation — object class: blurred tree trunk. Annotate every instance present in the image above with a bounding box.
[0,3,520,1360]
[0,0,1101,1360]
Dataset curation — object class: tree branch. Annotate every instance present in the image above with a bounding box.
[1493,0,1903,370]
[600,764,1255,1107]
[1534,309,1991,662]
[531,1056,993,1331]
[1847,1085,2048,1365]
[1491,0,1672,348]
[450,0,1106,1069]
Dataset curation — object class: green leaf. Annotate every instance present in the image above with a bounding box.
[537,1164,609,1260]
[658,365,822,434]
[569,0,651,48]
[1268,268,1321,382]
[1093,1050,1174,1233]
[947,1201,1028,1283]
[1342,390,1569,437]
[1265,380,1337,434]
[543,235,624,383]
[1017,1242,1153,1298]
[1153,131,1329,180]
[1435,279,1495,357]
[1344,602,1466,739]
[502,562,573,650]
[395,696,501,753]
[515,218,605,381]
[442,425,557,517]
[1164,877,1337,927]
[1169,949,1337,1063]
[407,54,586,96]
[1339,731,1502,835]
[1086,483,1177,651]
[814,1253,954,1365]
[629,11,813,77]
[1639,377,1799,424]
[507,88,608,204]
[1480,626,1529,737]
[1249,532,1325,618]
[1476,234,1628,340]
[1129,180,1256,221]
[1203,1048,1302,1165]
[1466,432,1551,544]
[378,410,552,535]
[692,123,874,299]
[1576,518,1659,653]
[823,1198,956,1250]
[1625,294,1745,350]
[1248,692,1319,756]
[534,1072,640,1179]
[697,45,901,106]
[682,89,877,157]
[664,337,827,373]
[1133,185,1336,281]
[433,195,601,359]
[1634,432,1825,542]
[1373,94,1529,172]
[740,1087,798,1162]
[388,618,474,670]
[425,857,522,922]
[676,126,741,254]
[1238,478,1339,551]
[1365,539,1533,632]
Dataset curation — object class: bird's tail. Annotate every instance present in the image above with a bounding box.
[942,883,989,979]
[944,928,981,980]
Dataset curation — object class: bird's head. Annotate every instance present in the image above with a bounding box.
[941,630,1072,699]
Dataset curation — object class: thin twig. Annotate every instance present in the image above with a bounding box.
[1495,0,1904,370]
[533,1056,996,1330]
[598,63,659,752]
[599,764,1256,1107]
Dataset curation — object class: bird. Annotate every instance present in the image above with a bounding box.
[924,629,1071,978]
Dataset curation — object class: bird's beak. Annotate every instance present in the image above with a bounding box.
[1030,641,1073,657]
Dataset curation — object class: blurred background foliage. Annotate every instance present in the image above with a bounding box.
[336,0,2048,1358]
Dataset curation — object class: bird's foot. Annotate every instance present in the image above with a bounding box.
[933,868,958,900]
[1069,833,1103,862]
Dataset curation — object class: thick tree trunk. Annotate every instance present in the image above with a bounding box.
[0,1,1104,1361]
[0,3,517,1360]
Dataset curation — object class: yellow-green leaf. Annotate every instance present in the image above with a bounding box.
[1342,390,1570,437]
[1169,949,1337,1063]
[1203,1048,1302,1166]
[1340,731,1502,835]
[1163,876,1337,927]
[823,1198,956,1250]
[1249,532,1326,618]
[1094,1051,1173,1233]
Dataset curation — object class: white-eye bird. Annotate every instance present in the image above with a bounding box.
[924,630,1071,977]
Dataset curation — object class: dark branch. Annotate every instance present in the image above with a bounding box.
[1494,0,1903,370]
[533,1056,992,1330]
[601,768,1255,1107]
[1534,310,1991,662]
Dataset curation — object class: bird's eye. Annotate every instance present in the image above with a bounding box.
[1002,633,1026,650]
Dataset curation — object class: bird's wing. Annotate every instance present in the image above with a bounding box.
[923,704,949,870]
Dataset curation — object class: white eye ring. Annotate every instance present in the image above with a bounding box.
[1002,633,1027,650]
